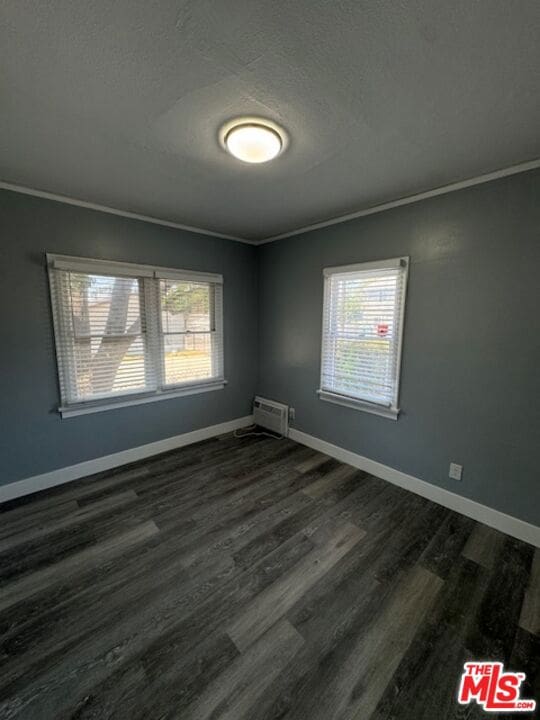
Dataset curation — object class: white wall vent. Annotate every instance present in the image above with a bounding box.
[253,396,289,436]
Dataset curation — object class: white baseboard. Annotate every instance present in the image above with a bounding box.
[289,428,540,548]
[0,415,254,504]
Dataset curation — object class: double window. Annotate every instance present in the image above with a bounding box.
[47,254,224,416]
[319,257,409,419]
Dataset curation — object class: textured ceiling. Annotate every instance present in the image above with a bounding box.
[1,0,539,241]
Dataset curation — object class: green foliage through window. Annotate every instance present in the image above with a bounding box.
[161,282,210,315]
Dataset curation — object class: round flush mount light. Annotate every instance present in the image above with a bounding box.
[219,118,287,164]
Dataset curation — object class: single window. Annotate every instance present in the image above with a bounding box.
[47,254,225,416]
[318,257,409,419]
[159,278,223,387]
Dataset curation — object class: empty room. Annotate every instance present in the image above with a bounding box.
[1,2,539,718]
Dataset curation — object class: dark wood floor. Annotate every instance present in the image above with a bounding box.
[0,433,538,720]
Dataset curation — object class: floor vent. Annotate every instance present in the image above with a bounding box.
[253,396,289,436]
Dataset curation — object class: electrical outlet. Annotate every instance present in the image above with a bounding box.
[449,462,463,481]
[289,407,296,421]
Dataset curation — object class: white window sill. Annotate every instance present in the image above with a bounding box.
[317,389,399,420]
[59,380,227,418]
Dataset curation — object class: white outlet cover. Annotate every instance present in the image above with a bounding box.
[449,463,463,481]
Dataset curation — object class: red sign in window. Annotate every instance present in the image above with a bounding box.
[377,324,389,337]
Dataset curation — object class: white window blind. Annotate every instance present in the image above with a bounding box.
[159,279,224,387]
[319,257,409,419]
[47,254,224,415]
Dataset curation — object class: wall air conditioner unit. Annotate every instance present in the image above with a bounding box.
[253,396,289,437]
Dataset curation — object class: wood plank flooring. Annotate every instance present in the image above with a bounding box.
[0,433,538,720]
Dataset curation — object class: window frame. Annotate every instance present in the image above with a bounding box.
[156,276,223,391]
[47,253,225,418]
[317,256,409,421]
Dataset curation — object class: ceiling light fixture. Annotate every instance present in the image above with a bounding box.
[220,118,286,164]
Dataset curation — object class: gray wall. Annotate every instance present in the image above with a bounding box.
[2,171,539,526]
[258,169,540,526]
[0,190,258,485]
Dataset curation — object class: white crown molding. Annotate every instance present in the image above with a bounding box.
[0,415,253,504]
[0,181,255,245]
[289,428,540,548]
[259,158,540,244]
[3,159,539,246]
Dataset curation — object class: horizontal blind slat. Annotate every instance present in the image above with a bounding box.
[50,269,156,404]
[159,279,224,388]
[320,260,407,409]
[49,263,225,408]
